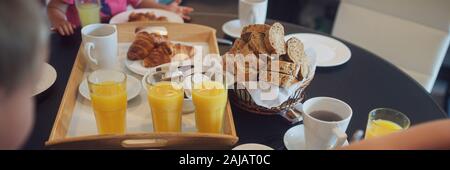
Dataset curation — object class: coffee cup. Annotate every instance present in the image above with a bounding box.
[300,97,352,150]
[81,24,118,70]
[239,0,268,27]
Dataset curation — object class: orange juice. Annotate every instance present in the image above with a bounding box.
[90,81,127,134]
[192,81,227,133]
[147,81,184,132]
[365,119,403,139]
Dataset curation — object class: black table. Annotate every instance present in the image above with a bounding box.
[26,13,447,150]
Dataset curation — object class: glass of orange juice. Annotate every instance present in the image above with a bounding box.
[88,69,127,135]
[191,74,228,134]
[365,108,410,139]
[145,72,184,132]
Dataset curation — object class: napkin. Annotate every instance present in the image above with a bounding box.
[243,48,317,108]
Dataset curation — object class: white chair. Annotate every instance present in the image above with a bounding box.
[332,0,450,92]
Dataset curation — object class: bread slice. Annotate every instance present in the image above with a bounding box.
[265,60,299,75]
[239,43,254,56]
[228,38,246,54]
[234,64,258,82]
[248,32,270,55]
[264,22,286,55]
[241,24,271,35]
[285,37,306,63]
[259,70,298,88]
[241,24,270,42]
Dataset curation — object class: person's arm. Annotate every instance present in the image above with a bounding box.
[47,0,75,36]
[340,119,450,150]
[136,0,194,20]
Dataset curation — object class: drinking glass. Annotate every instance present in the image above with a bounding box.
[145,71,184,132]
[88,69,127,134]
[365,108,410,139]
[75,0,101,27]
[191,73,228,133]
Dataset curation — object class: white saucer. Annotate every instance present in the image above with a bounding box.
[33,63,57,96]
[78,74,141,101]
[285,33,351,67]
[222,19,242,39]
[283,125,349,150]
[232,143,274,150]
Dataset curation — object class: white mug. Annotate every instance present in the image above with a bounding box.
[239,0,267,27]
[301,97,352,150]
[81,24,118,70]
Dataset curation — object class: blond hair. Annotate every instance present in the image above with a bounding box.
[0,0,49,93]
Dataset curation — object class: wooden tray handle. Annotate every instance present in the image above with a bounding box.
[121,138,168,148]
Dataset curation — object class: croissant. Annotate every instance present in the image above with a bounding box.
[172,44,195,61]
[143,45,173,67]
[127,32,168,60]
[142,43,197,67]
[128,12,169,22]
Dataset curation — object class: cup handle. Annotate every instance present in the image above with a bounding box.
[330,127,348,150]
[84,42,98,65]
[142,72,150,92]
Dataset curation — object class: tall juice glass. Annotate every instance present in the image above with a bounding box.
[145,72,184,132]
[88,70,127,134]
[76,0,100,27]
[365,108,410,139]
[192,80,227,133]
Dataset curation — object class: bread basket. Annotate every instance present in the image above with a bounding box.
[230,75,312,115]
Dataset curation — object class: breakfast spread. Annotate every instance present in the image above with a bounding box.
[127,26,195,68]
[225,22,307,88]
[128,12,169,22]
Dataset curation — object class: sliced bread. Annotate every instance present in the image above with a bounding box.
[259,70,298,88]
[248,32,270,55]
[241,24,270,42]
[229,38,246,54]
[265,60,299,75]
[264,22,286,55]
[285,37,306,64]
[241,24,271,35]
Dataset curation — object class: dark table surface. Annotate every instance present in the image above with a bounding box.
[26,13,447,150]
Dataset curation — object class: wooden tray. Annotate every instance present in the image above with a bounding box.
[45,22,238,149]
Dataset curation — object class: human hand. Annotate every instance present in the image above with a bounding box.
[51,19,76,36]
[166,0,194,20]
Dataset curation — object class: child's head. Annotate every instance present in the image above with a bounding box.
[0,0,49,149]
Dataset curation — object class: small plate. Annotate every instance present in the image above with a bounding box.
[78,74,141,101]
[283,125,349,150]
[33,63,57,96]
[232,143,274,150]
[285,33,351,67]
[123,41,200,76]
[222,19,242,39]
[110,8,184,24]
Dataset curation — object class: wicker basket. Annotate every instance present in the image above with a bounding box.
[230,77,313,115]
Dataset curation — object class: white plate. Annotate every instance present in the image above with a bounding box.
[33,63,57,96]
[222,19,242,39]
[109,8,184,24]
[78,74,141,101]
[232,143,274,150]
[283,125,349,150]
[122,42,206,76]
[285,33,351,67]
